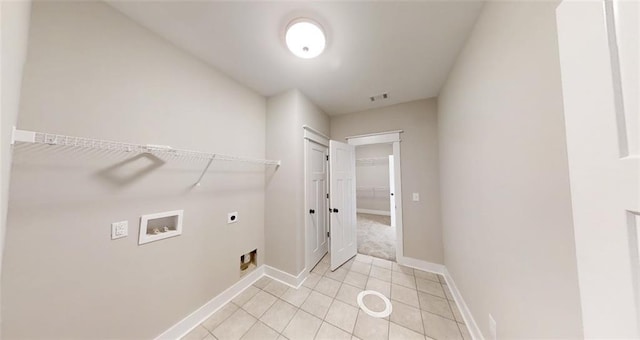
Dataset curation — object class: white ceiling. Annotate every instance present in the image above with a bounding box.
[107,1,484,115]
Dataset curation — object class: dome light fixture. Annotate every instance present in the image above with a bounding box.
[285,18,326,59]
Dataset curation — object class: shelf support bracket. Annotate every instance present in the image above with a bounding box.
[11,127,36,145]
[194,156,215,187]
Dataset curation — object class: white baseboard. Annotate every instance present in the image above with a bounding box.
[155,265,307,339]
[443,267,483,340]
[264,265,308,289]
[397,257,482,340]
[155,266,265,340]
[396,255,446,274]
[357,208,391,216]
[156,259,481,340]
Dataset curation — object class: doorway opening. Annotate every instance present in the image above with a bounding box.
[355,144,396,261]
[304,127,403,273]
[346,130,404,265]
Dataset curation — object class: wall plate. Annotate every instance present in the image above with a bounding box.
[138,210,183,245]
[111,221,128,240]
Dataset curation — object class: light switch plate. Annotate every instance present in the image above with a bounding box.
[412,193,420,201]
[111,221,128,239]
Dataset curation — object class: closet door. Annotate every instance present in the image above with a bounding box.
[306,140,329,270]
[329,140,357,271]
[557,0,639,336]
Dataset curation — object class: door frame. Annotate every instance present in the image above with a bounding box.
[389,155,396,228]
[346,130,404,261]
[303,125,330,273]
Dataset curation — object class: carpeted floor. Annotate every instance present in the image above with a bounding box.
[357,213,396,261]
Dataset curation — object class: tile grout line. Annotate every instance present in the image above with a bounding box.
[202,294,249,339]
[441,286,462,337]
[238,283,279,339]
[433,273,462,340]
[204,255,458,340]
[252,291,294,338]
[317,295,337,338]
[386,266,400,340]
[413,267,427,337]
[280,269,332,340]
[441,280,464,339]
[236,318,258,340]
[235,279,306,339]
[420,298,461,322]
[320,265,352,335]
[440,281,471,337]
[262,281,306,339]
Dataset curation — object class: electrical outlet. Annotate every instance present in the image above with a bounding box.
[111,221,128,239]
[412,192,420,201]
[489,314,497,340]
[227,212,238,224]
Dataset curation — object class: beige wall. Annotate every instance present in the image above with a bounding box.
[438,1,583,338]
[331,98,442,264]
[266,89,329,275]
[2,2,267,338]
[0,0,32,306]
[1,1,32,335]
[355,144,393,212]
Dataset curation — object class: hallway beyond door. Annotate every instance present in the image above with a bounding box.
[357,213,396,261]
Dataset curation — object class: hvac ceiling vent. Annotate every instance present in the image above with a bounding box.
[370,92,389,102]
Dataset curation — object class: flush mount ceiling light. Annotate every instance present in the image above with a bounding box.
[285,18,326,59]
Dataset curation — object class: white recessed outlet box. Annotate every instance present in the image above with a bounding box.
[138,210,183,245]
[111,221,128,240]
[228,212,238,224]
[412,192,420,201]
[489,313,497,340]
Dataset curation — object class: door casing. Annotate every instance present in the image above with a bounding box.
[346,130,404,261]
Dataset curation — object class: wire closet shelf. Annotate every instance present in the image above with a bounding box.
[356,156,389,166]
[356,186,390,197]
[10,127,281,186]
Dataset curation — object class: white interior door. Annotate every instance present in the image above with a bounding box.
[306,140,329,271]
[389,155,396,228]
[557,0,639,336]
[329,140,357,271]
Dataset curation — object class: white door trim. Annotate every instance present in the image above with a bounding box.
[346,130,403,141]
[389,155,397,228]
[303,125,329,147]
[346,131,405,260]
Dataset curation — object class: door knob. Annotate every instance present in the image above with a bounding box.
[390,193,394,196]
[332,208,339,213]
[309,209,315,214]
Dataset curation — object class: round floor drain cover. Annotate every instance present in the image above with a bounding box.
[356,290,392,318]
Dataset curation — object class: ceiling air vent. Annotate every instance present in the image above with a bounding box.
[369,92,389,102]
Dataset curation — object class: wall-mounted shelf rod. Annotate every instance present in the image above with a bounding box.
[356,157,388,166]
[11,127,281,186]
[356,157,388,162]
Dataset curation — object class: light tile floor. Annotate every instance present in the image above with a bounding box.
[182,254,471,340]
